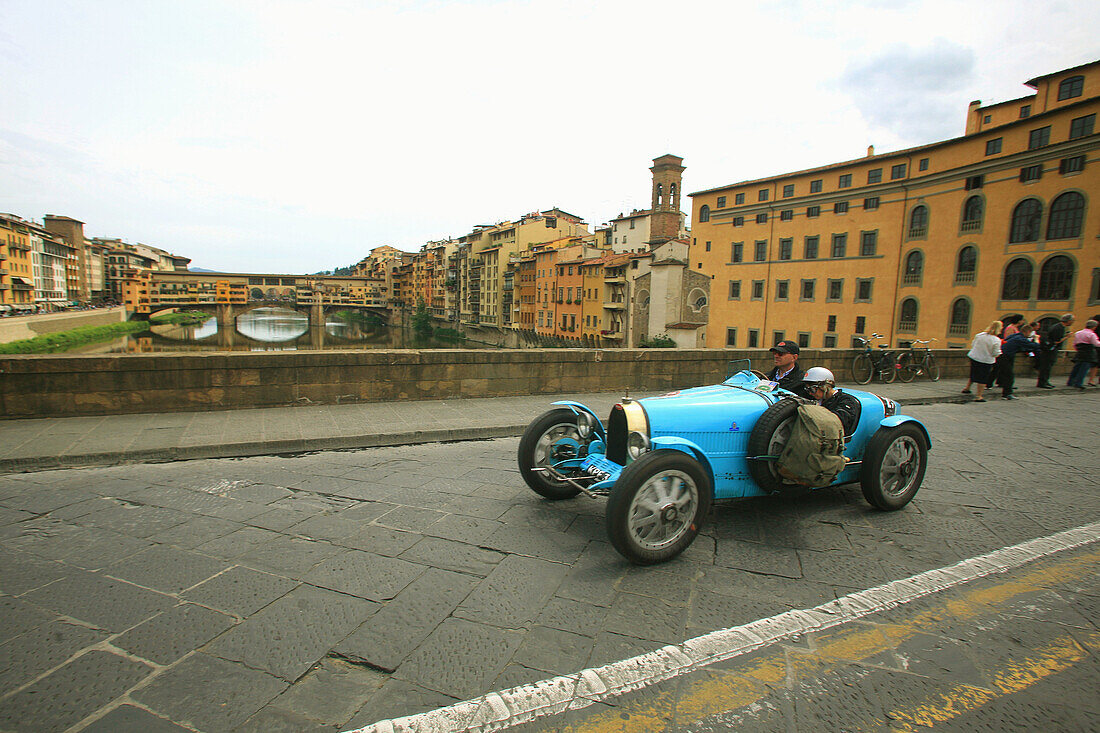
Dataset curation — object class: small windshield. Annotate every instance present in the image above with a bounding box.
[723,369,760,386]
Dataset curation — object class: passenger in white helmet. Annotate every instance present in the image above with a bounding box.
[802,367,861,436]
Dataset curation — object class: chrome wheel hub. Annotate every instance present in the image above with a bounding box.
[627,470,698,550]
[880,435,921,498]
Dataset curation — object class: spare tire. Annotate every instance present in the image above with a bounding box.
[746,398,800,493]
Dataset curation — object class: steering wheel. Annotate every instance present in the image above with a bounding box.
[749,369,768,380]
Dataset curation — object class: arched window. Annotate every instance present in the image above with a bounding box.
[955,245,977,284]
[656,183,663,208]
[670,183,677,200]
[694,295,707,309]
[1001,258,1033,300]
[1037,255,1074,300]
[250,288,264,300]
[903,250,923,285]
[908,205,928,237]
[948,298,971,337]
[1047,191,1085,240]
[1009,199,1043,242]
[961,195,983,231]
[1058,75,1084,101]
[898,298,918,333]
[698,205,710,223]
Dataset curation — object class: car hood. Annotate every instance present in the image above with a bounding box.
[637,383,780,435]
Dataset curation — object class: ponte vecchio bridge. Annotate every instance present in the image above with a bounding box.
[120,269,391,326]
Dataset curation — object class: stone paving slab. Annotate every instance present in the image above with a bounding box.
[0,650,153,732]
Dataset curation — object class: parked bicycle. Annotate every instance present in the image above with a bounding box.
[851,333,897,384]
[896,338,940,382]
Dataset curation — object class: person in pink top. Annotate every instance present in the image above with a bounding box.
[1067,319,1100,389]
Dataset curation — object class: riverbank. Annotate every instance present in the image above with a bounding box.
[0,306,128,345]
[0,310,207,354]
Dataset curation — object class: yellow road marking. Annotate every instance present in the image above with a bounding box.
[521,549,1100,732]
[886,634,1095,730]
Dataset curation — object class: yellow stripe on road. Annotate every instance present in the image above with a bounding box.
[514,549,1100,732]
[886,633,1099,731]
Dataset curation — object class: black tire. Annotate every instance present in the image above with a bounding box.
[926,355,941,381]
[746,399,800,493]
[896,353,917,382]
[851,354,873,384]
[606,450,711,565]
[878,355,898,384]
[860,424,928,510]
[517,409,589,500]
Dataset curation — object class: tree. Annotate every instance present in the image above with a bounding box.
[413,300,433,337]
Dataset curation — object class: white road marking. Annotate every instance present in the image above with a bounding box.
[347,521,1100,733]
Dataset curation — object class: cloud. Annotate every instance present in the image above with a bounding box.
[841,39,976,143]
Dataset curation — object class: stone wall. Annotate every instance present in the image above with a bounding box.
[0,347,1063,418]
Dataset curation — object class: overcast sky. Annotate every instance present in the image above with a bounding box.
[2,0,1097,273]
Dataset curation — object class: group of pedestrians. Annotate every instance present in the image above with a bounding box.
[963,313,1100,401]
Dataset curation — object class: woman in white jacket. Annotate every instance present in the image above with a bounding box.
[963,320,1003,402]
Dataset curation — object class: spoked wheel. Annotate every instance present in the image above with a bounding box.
[860,424,928,510]
[926,355,941,381]
[851,354,873,385]
[746,398,799,493]
[518,408,592,500]
[606,450,711,565]
[896,353,917,382]
[878,358,898,384]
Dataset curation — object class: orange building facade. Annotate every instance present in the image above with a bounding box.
[689,61,1100,350]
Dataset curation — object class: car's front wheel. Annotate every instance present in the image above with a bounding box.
[860,424,927,510]
[518,408,590,500]
[606,450,712,565]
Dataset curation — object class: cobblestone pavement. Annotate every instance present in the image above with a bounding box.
[0,393,1096,731]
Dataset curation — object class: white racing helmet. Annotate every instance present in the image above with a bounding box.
[803,366,835,387]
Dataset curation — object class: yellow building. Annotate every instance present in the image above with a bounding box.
[689,60,1100,350]
[0,213,37,308]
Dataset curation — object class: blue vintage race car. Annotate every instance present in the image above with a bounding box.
[517,365,931,565]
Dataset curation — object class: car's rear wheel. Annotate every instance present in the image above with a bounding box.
[518,408,589,500]
[746,398,800,493]
[860,424,927,510]
[606,450,711,565]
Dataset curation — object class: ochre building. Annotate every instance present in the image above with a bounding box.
[689,60,1100,350]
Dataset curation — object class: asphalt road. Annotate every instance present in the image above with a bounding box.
[0,393,1097,732]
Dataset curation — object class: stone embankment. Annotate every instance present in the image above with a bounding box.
[0,347,1013,418]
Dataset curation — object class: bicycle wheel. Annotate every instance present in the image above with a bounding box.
[925,354,940,381]
[879,356,898,384]
[896,353,917,382]
[851,353,873,384]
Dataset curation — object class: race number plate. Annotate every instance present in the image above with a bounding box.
[581,455,621,482]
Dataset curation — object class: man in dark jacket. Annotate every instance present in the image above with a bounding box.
[767,340,805,394]
[803,367,861,436]
[1001,323,1040,399]
[1037,313,1074,388]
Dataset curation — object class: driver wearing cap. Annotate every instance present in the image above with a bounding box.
[767,340,805,394]
[803,367,861,436]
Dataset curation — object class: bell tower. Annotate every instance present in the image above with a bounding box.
[648,154,685,243]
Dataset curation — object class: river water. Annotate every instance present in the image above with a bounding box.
[74,307,496,354]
